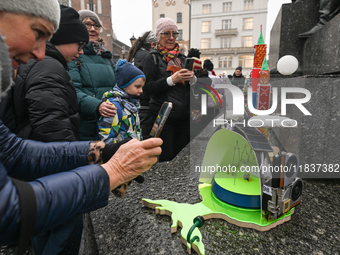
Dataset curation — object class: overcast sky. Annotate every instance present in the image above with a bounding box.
[111,0,291,46]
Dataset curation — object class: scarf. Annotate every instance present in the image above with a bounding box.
[156,43,180,63]
[102,86,140,113]
[90,41,105,56]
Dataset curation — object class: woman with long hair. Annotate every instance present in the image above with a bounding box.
[127,31,157,139]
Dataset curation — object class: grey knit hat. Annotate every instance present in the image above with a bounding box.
[0,0,60,31]
[145,31,157,44]
[78,9,102,26]
[0,35,13,101]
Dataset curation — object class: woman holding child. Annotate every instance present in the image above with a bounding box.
[143,17,195,161]
[68,10,117,141]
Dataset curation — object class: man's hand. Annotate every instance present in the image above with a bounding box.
[101,138,162,190]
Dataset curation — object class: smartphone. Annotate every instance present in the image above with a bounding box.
[184,58,195,71]
[149,102,173,138]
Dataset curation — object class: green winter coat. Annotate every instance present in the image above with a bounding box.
[68,43,117,141]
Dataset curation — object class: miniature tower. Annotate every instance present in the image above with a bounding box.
[256,57,271,139]
[251,26,267,108]
[257,57,270,110]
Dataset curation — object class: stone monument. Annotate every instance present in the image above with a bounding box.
[268,0,340,173]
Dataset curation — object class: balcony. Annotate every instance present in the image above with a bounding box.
[215,28,238,36]
[199,47,253,55]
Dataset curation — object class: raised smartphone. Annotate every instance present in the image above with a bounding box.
[149,102,173,138]
[184,58,195,71]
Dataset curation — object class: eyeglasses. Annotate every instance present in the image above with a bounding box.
[161,31,179,39]
[83,22,101,30]
[78,41,87,51]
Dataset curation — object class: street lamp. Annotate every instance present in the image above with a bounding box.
[121,46,128,59]
[130,33,136,46]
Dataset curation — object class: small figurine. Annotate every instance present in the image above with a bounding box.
[243,173,250,181]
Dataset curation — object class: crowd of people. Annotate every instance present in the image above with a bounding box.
[0,1,247,254]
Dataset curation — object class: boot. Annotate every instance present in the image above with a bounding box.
[298,23,324,39]
[299,0,340,39]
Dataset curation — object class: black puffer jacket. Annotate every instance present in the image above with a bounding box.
[13,42,79,142]
[143,49,190,120]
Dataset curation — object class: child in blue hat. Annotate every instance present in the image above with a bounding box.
[98,59,145,144]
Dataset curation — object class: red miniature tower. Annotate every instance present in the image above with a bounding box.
[256,57,271,139]
[251,26,267,108]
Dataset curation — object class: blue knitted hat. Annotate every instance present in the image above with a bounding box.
[116,59,146,89]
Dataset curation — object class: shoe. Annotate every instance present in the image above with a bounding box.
[298,23,324,39]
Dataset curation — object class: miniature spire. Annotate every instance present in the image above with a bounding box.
[257,25,265,45]
[261,57,269,70]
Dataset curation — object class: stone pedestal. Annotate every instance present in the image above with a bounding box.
[303,14,340,75]
[271,75,340,177]
[268,1,319,70]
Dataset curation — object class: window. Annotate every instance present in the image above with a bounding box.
[97,0,102,14]
[178,29,183,40]
[201,38,211,49]
[202,4,211,14]
[222,19,231,30]
[221,37,231,48]
[223,2,232,12]
[241,36,253,47]
[89,0,94,11]
[160,14,165,18]
[244,0,253,10]
[243,18,253,30]
[239,55,254,68]
[177,12,182,23]
[202,21,211,33]
[219,56,232,68]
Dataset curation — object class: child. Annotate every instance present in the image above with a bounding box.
[98,59,145,144]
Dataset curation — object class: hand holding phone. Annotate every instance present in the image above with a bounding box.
[149,102,172,138]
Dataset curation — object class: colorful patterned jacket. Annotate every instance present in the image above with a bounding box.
[97,87,142,144]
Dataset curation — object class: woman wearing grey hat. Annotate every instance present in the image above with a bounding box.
[68,9,118,141]
[0,0,162,251]
[12,5,90,254]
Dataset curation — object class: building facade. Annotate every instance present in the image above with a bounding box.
[58,0,130,60]
[152,0,191,55]
[191,0,268,76]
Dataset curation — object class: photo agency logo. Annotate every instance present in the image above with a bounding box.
[197,82,223,115]
[200,85,312,128]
